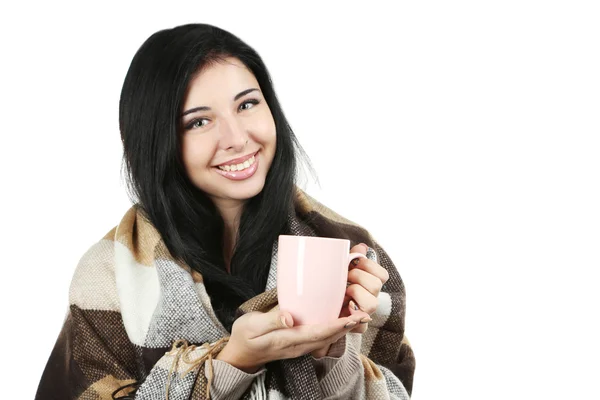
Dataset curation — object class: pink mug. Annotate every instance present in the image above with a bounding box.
[277,235,367,325]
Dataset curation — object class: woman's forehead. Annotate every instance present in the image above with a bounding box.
[184,58,259,105]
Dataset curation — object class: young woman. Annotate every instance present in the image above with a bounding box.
[35,23,415,399]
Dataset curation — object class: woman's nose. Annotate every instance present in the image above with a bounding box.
[219,118,249,151]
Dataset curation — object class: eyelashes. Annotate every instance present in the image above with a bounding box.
[184,99,261,131]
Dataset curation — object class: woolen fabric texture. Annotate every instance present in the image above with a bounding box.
[35,188,415,399]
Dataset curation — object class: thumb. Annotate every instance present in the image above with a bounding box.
[278,311,294,329]
[250,310,295,338]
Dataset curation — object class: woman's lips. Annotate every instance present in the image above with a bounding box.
[214,151,259,181]
[216,150,259,167]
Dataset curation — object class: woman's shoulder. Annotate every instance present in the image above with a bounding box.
[68,204,144,312]
[69,225,121,313]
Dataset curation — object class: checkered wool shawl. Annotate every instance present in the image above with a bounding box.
[35,188,415,399]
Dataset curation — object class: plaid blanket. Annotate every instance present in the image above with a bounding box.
[35,188,415,399]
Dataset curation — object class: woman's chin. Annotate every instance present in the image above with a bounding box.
[221,180,266,202]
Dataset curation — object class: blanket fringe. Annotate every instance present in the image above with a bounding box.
[164,337,230,399]
[249,371,267,399]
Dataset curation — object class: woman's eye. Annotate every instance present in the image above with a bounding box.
[239,99,260,111]
[185,99,260,131]
[187,118,209,130]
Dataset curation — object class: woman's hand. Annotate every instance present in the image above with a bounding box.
[216,309,365,373]
[346,243,390,331]
[311,243,390,358]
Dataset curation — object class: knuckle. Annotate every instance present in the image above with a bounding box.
[374,281,383,293]
[365,302,377,314]
[383,270,390,282]
[366,278,381,294]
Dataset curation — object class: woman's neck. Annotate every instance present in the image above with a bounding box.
[214,199,244,274]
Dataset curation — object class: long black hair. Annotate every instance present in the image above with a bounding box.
[118,23,314,332]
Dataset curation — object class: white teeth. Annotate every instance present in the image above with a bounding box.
[218,154,256,172]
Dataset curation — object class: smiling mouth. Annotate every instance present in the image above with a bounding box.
[213,151,260,181]
[216,153,257,172]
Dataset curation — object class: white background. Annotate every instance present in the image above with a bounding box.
[1,1,599,399]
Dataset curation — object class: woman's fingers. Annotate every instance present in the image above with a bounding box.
[349,243,369,257]
[289,324,357,358]
[350,322,369,334]
[347,299,371,335]
[346,283,378,315]
[311,345,331,359]
[347,268,383,297]
[350,257,389,285]
[246,310,294,339]
[257,315,361,357]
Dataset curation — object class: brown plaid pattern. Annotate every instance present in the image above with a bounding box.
[35,188,415,399]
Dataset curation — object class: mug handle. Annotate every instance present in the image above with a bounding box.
[348,252,367,266]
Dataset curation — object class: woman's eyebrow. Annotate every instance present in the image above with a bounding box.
[181,88,260,117]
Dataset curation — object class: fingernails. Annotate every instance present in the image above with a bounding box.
[360,316,372,324]
[349,299,364,312]
[359,243,369,252]
[344,321,357,329]
[280,316,289,328]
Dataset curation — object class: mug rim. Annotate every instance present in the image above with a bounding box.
[278,234,349,243]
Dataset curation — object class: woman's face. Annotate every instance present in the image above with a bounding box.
[180,57,277,209]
